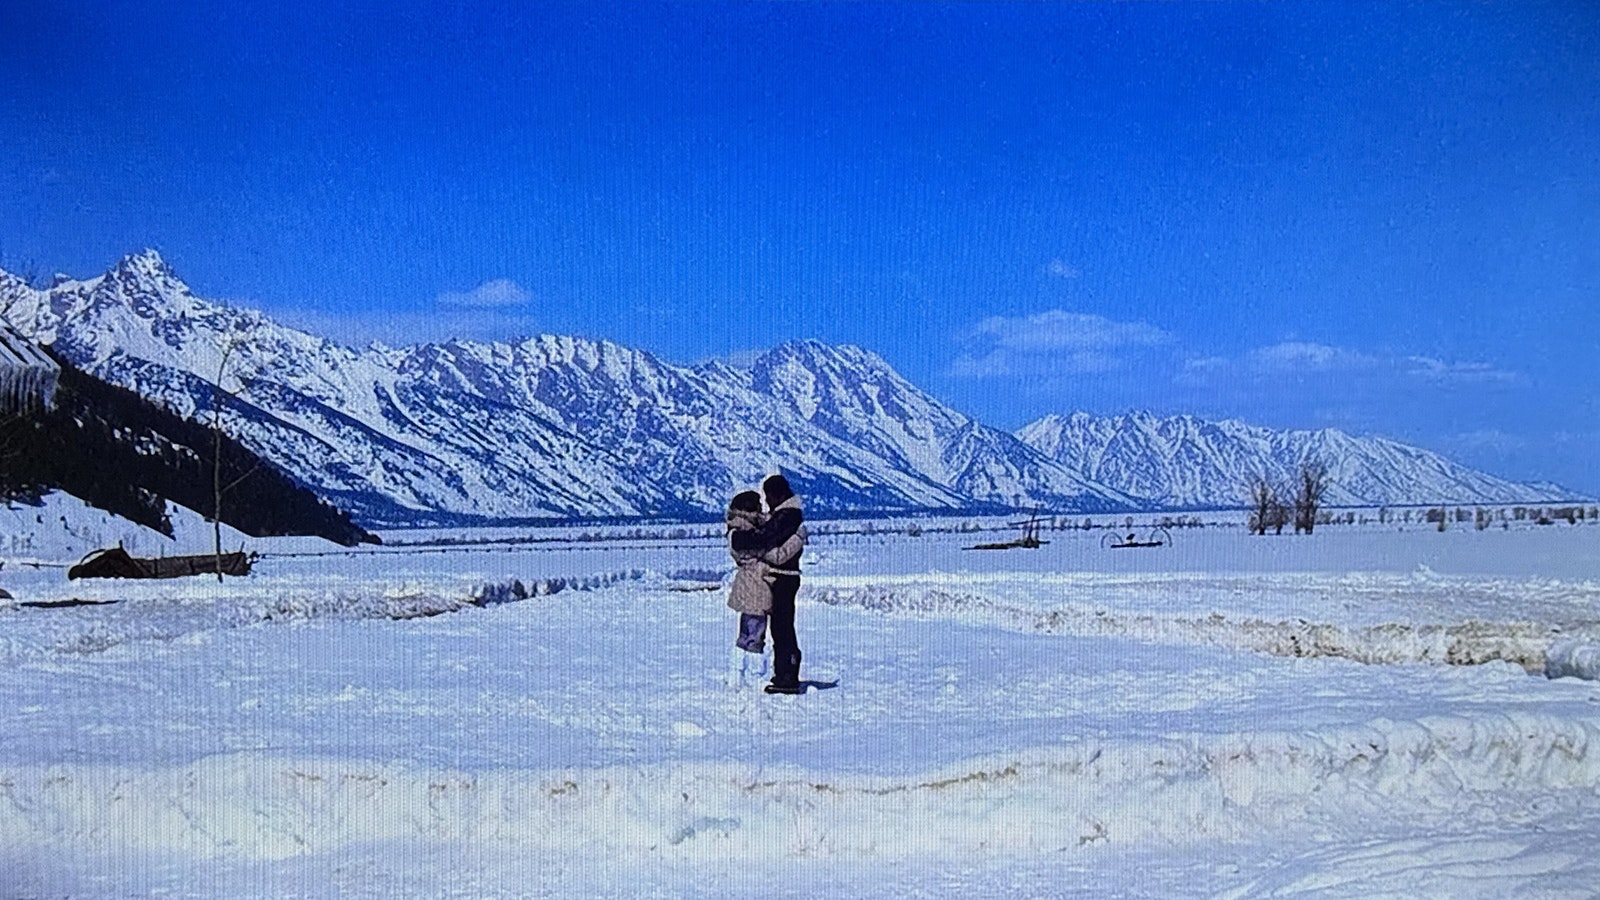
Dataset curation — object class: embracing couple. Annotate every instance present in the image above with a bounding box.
[724,474,806,694]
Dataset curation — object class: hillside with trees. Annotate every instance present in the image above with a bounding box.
[1,348,373,547]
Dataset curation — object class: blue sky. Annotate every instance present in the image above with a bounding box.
[3,2,1597,492]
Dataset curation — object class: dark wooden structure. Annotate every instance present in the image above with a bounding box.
[68,546,255,580]
[967,510,1050,551]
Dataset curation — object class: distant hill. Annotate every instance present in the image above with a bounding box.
[1,344,373,546]
[1016,411,1577,509]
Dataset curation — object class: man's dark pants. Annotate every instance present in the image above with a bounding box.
[768,573,802,687]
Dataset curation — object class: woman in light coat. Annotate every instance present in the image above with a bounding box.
[725,490,804,687]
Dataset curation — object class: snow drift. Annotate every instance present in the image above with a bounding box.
[2,712,1598,862]
[809,581,1590,675]
[1545,641,1600,682]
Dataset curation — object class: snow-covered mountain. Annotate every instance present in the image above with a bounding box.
[744,342,1128,511]
[1017,410,1573,508]
[3,251,1567,522]
[2,253,668,522]
[0,251,1127,523]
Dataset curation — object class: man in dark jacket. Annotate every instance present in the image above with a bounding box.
[742,474,805,693]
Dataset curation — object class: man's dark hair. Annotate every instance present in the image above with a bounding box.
[729,490,762,514]
[762,474,794,506]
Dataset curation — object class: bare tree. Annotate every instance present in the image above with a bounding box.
[1269,494,1290,534]
[1246,474,1289,535]
[1293,459,1330,535]
[1246,475,1271,535]
[207,328,268,581]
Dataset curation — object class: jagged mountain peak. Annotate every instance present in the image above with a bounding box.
[112,247,173,276]
[757,343,925,427]
[738,338,1128,510]
[0,269,34,307]
[514,333,666,370]
[750,339,938,405]
[751,339,902,383]
[689,356,748,380]
[100,249,189,303]
[1017,409,1575,507]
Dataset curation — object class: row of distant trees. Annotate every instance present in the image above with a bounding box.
[1246,460,1330,535]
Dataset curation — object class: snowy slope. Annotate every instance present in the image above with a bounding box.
[380,335,980,514]
[744,341,1129,510]
[0,323,59,414]
[1018,410,1574,508]
[0,491,257,566]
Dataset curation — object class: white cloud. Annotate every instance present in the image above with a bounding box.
[436,278,533,309]
[1181,342,1522,387]
[1453,429,1530,453]
[1405,355,1523,385]
[976,310,1171,353]
[1180,355,1231,374]
[951,310,1173,378]
[1241,341,1376,373]
[271,277,540,348]
[1045,258,1080,279]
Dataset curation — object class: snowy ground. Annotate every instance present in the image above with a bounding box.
[3,500,1600,897]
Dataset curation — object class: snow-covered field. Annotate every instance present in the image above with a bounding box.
[4,500,1600,897]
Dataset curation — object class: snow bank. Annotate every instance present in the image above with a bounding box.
[1545,640,1600,682]
[0,571,644,667]
[810,582,1585,674]
[3,712,1598,862]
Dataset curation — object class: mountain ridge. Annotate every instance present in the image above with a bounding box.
[0,251,1577,523]
[0,252,1126,521]
[1016,410,1576,509]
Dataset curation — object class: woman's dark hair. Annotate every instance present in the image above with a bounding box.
[761,474,794,506]
[729,490,762,514]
